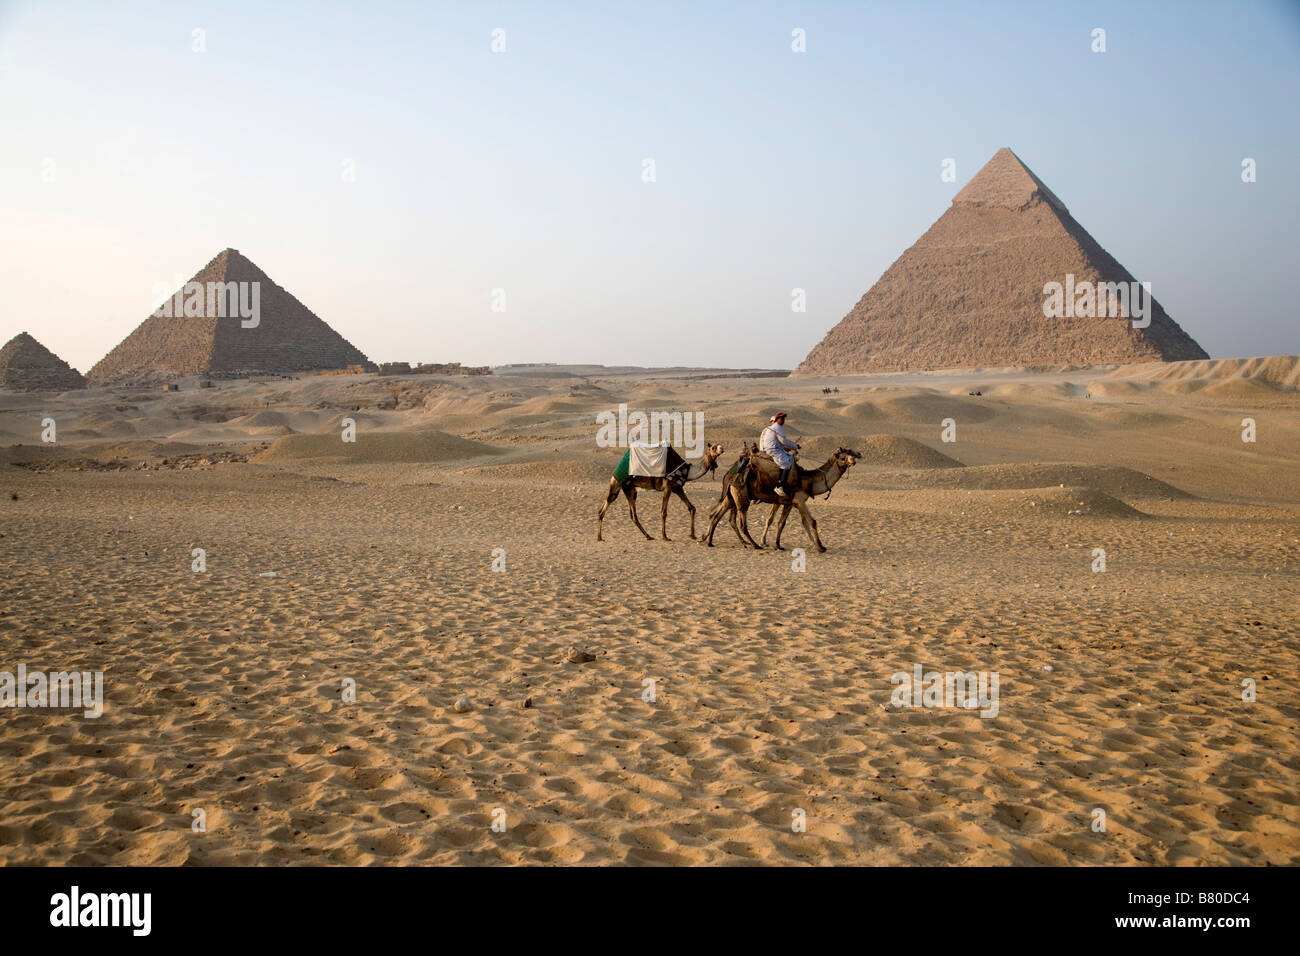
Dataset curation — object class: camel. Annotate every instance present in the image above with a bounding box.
[596,443,725,542]
[704,446,860,552]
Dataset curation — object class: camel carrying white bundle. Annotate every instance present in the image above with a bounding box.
[598,442,726,542]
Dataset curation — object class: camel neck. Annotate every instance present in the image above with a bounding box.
[686,457,713,481]
[810,458,845,496]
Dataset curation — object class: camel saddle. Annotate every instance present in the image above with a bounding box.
[614,443,686,483]
[735,447,793,480]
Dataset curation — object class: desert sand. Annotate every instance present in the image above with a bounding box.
[0,356,1297,865]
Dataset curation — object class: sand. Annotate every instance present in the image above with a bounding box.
[0,357,1297,865]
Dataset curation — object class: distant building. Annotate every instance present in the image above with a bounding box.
[378,361,491,376]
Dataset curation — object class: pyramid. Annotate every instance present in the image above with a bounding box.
[0,332,86,391]
[795,148,1208,375]
[88,249,371,382]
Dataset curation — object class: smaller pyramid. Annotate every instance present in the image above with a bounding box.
[89,249,371,383]
[0,332,87,391]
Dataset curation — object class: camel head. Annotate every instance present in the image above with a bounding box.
[703,442,725,471]
[832,446,861,470]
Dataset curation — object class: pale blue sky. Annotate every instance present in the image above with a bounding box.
[2,0,1297,371]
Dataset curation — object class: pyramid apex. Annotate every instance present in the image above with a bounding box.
[953,148,1068,214]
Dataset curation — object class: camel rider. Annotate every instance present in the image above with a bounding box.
[760,412,799,497]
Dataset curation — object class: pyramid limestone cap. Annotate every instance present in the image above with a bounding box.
[953,147,1068,214]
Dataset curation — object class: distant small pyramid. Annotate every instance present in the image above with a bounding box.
[88,249,372,382]
[0,332,86,391]
[796,148,1209,374]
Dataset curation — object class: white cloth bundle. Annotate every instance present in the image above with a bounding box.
[628,442,671,477]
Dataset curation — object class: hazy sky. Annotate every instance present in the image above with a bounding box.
[2,0,1297,372]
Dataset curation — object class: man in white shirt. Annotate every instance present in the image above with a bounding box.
[760,412,799,497]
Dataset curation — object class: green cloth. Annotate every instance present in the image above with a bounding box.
[613,449,631,483]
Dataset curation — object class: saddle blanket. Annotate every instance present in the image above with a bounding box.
[614,443,685,481]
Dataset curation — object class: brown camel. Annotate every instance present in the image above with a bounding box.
[596,443,725,541]
[704,446,860,552]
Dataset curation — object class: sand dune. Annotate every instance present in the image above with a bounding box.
[458,459,614,484]
[861,462,1190,498]
[838,390,1000,425]
[254,428,500,465]
[1121,354,1300,388]
[864,485,1147,519]
[802,434,964,469]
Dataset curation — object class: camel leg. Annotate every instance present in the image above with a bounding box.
[759,502,783,548]
[704,497,726,546]
[625,486,653,540]
[734,497,763,550]
[713,485,747,548]
[726,495,748,548]
[705,483,736,547]
[730,487,761,549]
[596,479,620,541]
[671,485,697,539]
[794,497,826,552]
[771,503,794,550]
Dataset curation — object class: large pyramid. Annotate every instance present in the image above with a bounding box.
[795,148,1208,374]
[89,249,371,382]
[0,332,86,391]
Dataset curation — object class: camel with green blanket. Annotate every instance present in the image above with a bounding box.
[596,443,725,541]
